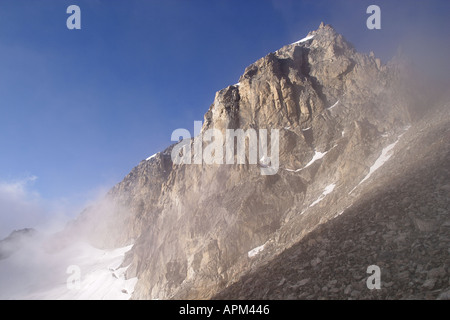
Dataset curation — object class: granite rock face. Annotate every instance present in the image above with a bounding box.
[214,104,450,300]
[70,23,447,299]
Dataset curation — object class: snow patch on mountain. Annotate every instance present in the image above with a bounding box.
[292,35,314,45]
[248,244,265,258]
[328,100,339,110]
[349,126,410,194]
[0,240,136,300]
[310,183,336,207]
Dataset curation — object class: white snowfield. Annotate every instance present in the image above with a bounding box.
[146,153,157,161]
[292,34,314,45]
[0,240,137,300]
[334,210,345,218]
[53,244,137,300]
[248,244,265,258]
[356,142,398,186]
[304,150,328,169]
[285,145,336,173]
[285,167,304,173]
[349,126,410,194]
[309,183,336,207]
[328,100,339,110]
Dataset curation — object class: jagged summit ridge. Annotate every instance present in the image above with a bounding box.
[203,23,405,151]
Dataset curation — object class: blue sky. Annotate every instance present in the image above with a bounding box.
[0,0,449,236]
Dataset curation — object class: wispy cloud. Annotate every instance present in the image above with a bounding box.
[0,178,131,299]
[0,176,46,239]
[0,174,113,240]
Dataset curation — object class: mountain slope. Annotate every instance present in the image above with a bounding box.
[69,23,447,300]
[214,103,450,299]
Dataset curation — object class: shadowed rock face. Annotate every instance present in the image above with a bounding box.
[69,23,446,300]
[213,104,450,300]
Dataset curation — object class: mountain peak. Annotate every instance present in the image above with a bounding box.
[205,23,364,133]
[318,21,334,30]
[69,24,442,300]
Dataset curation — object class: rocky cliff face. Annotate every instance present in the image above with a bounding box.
[70,23,447,299]
[214,102,450,300]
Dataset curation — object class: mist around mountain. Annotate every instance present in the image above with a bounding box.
[0,228,37,260]
[0,23,448,300]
